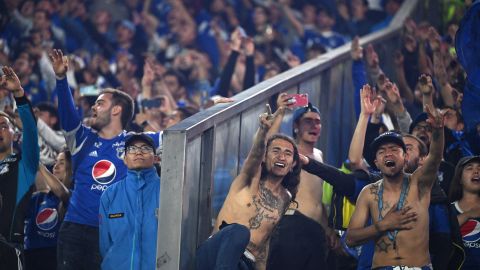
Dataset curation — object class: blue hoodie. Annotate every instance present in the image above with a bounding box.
[99,167,160,270]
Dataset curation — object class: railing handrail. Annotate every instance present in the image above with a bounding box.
[163,0,417,141]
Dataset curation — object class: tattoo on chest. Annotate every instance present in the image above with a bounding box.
[248,182,285,230]
[376,238,391,253]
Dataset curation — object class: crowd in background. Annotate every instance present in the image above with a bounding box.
[1,0,480,269]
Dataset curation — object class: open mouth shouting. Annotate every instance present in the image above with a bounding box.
[472,176,480,183]
[274,162,286,168]
[384,160,396,168]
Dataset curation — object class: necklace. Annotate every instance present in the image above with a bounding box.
[377,175,410,250]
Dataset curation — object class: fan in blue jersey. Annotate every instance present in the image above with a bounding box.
[48,49,162,270]
[449,156,480,270]
[24,149,72,270]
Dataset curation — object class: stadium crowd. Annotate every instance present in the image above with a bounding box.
[0,0,479,269]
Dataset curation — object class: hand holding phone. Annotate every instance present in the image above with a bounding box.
[286,94,308,108]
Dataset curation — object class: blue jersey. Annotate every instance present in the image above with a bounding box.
[24,192,61,250]
[453,201,480,270]
[55,78,162,227]
[303,29,347,51]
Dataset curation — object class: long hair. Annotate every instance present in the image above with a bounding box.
[261,134,301,201]
[61,147,73,189]
[449,158,480,202]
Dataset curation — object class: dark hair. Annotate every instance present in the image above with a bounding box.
[59,148,73,189]
[36,102,58,117]
[0,111,15,129]
[163,69,187,88]
[261,134,301,201]
[403,134,428,157]
[101,88,134,129]
[177,106,199,120]
[449,159,480,202]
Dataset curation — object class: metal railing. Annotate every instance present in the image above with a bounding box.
[156,0,436,268]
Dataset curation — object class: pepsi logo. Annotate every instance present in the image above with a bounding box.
[36,208,58,231]
[461,219,480,243]
[92,160,117,185]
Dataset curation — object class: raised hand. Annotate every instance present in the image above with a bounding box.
[384,82,401,105]
[378,205,417,232]
[427,27,441,52]
[360,84,379,115]
[276,92,294,109]
[230,28,242,52]
[0,67,24,97]
[417,74,433,96]
[425,104,445,130]
[350,36,363,61]
[365,44,379,69]
[244,37,255,56]
[259,104,282,130]
[48,49,69,78]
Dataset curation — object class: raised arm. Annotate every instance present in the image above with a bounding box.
[348,85,379,170]
[279,0,305,37]
[231,105,283,191]
[38,164,70,203]
[417,74,435,113]
[411,105,444,199]
[48,49,82,132]
[1,67,39,199]
[350,37,367,119]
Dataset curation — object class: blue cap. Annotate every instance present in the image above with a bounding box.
[125,133,155,151]
[370,131,406,154]
[292,103,320,123]
[409,112,428,134]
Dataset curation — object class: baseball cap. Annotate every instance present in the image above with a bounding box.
[409,112,428,134]
[370,131,406,154]
[292,103,320,123]
[456,155,480,168]
[125,133,155,151]
[118,20,136,33]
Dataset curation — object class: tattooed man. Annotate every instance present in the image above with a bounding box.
[195,105,301,270]
[346,105,445,270]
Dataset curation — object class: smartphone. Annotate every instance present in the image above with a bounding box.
[142,97,164,109]
[79,85,99,96]
[286,94,308,108]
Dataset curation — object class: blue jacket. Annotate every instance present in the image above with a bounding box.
[99,167,160,270]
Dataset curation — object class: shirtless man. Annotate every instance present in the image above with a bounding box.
[346,86,445,270]
[195,105,302,270]
[268,96,338,270]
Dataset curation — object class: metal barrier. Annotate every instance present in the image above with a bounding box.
[156,0,436,268]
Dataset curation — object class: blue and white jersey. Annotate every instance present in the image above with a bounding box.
[63,126,161,227]
[55,78,162,227]
[303,29,348,51]
[24,192,61,250]
[453,201,480,270]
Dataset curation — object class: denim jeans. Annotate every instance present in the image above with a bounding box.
[196,223,253,270]
[57,221,101,270]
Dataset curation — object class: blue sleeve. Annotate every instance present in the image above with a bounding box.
[462,80,480,138]
[352,60,367,119]
[17,96,39,204]
[99,192,111,257]
[56,77,82,132]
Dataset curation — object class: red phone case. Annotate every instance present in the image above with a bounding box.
[287,94,309,107]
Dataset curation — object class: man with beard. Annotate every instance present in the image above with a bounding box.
[196,105,301,270]
[49,49,162,269]
[346,84,445,269]
[267,96,339,270]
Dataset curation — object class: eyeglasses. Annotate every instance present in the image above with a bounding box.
[126,145,154,154]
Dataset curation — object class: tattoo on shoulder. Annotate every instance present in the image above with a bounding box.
[376,238,391,253]
[369,183,380,202]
